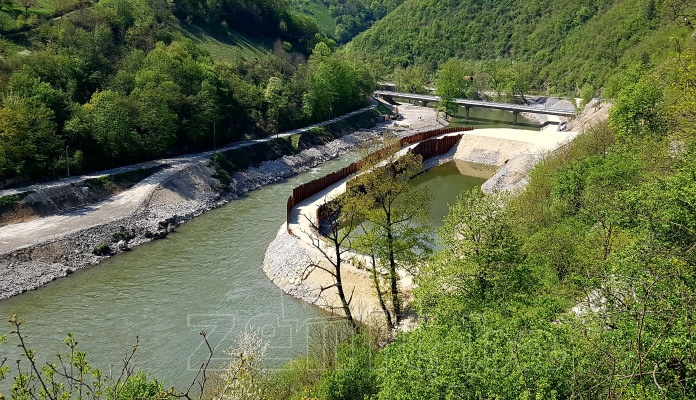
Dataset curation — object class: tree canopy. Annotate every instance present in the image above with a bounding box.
[347,0,696,93]
[0,0,375,184]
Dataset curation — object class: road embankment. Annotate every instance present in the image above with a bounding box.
[0,102,427,300]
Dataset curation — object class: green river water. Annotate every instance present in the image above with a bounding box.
[410,161,497,233]
[448,107,539,129]
[0,155,360,390]
[0,111,539,391]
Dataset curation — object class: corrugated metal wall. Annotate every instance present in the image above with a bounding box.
[286,126,473,235]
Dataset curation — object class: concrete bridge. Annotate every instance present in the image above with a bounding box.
[374,90,576,124]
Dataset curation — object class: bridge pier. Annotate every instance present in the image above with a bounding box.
[464,106,471,120]
[385,95,394,104]
[513,111,519,125]
[420,100,429,107]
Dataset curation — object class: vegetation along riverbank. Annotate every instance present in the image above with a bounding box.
[0,101,403,300]
[1,0,696,398]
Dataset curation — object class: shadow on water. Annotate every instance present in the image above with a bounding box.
[409,161,496,240]
[449,115,540,130]
[341,161,496,248]
[393,97,542,130]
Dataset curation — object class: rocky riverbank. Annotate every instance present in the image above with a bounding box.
[0,104,442,301]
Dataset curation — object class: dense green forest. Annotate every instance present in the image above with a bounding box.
[5,41,695,397]
[210,3,696,395]
[0,0,375,185]
[347,0,695,93]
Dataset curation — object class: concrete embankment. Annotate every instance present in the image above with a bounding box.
[0,103,442,301]
[263,109,593,326]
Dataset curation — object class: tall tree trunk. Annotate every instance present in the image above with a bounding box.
[369,254,393,329]
[386,221,401,325]
[334,244,358,331]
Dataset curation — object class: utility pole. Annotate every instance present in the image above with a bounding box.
[213,122,216,155]
[66,145,70,177]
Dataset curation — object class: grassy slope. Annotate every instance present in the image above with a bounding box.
[290,0,336,36]
[1,1,273,62]
[182,23,272,63]
[0,0,82,33]
[6,0,76,16]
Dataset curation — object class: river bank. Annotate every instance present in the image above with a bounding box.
[0,102,443,300]
[262,101,614,327]
[262,125,577,327]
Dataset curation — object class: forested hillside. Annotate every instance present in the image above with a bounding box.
[347,0,694,93]
[0,0,375,185]
[3,0,696,398]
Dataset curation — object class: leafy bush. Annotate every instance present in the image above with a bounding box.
[0,316,214,400]
[92,242,112,256]
[317,334,379,400]
[112,227,135,243]
[107,371,166,400]
[84,176,115,189]
[0,192,30,212]
[263,358,323,400]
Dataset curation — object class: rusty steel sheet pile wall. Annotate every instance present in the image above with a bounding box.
[286,126,473,234]
[409,134,464,159]
[399,126,472,147]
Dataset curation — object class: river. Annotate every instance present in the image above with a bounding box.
[0,154,359,391]
[0,111,539,392]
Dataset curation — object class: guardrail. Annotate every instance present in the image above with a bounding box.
[286,126,473,235]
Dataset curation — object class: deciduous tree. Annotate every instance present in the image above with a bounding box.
[349,149,433,326]
[19,0,36,15]
[0,97,61,180]
[418,188,522,312]
[302,197,360,330]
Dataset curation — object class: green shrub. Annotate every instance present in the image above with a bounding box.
[0,192,31,212]
[112,227,135,242]
[317,334,379,400]
[210,152,233,189]
[107,371,166,400]
[92,242,112,256]
[263,358,323,400]
[84,176,115,189]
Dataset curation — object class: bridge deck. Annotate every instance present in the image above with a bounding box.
[375,91,576,117]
